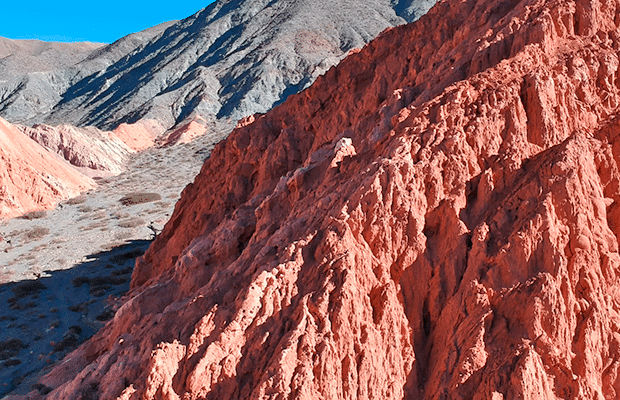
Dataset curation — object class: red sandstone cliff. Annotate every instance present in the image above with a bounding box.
[27,0,620,398]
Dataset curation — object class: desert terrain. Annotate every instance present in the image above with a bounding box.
[6,0,620,398]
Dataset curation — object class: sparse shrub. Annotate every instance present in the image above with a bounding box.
[0,339,27,360]
[77,205,93,213]
[65,195,87,205]
[119,192,161,206]
[111,211,130,219]
[51,327,83,353]
[2,358,21,367]
[91,211,108,220]
[10,280,46,299]
[52,335,78,352]
[18,210,46,220]
[118,217,145,228]
[90,276,127,286]
[32,244,49,252]
[0,271,14,284]
[68,303,87,313]
[111,266,134,276]
[69,325,82,335]
[23,226,50,241]
[72,276,90,287]
[90,287,110,297]
[96,310,115,321]
[73,275,126,288]
[8,301,26,311]
[111,250,143,264]
[113,231,131,241]
[154,201,171,209]
[32,383,52,395]
[80,221,108,231]
[100,241,125,252]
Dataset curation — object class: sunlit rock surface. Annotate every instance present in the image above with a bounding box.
[19,0,620,397]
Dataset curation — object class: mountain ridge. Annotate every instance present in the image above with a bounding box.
[22,0,620,397]
[0,0,436,134]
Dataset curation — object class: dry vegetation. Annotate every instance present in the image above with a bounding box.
[119,192,161,206]
[118,217,145,228]
[17,210,46,220]
[22,226,50,242]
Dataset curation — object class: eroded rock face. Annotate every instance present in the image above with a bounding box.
[27,0,620,398]
[17,123,132,175]
[0,118,94,219]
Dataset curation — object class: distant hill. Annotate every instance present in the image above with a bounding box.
[0,0,436,134]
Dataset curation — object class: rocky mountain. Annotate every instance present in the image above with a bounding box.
[0,0,435,134]
[0,21,177,126]
[0,0,436,221]
[17,0,620,398]
[0,38,104,77]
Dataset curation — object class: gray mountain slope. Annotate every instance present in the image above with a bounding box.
[0,39,104,77]
[0,0,436,131]
[0,22,177,123]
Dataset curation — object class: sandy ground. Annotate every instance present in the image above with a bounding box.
[0,123,231,396]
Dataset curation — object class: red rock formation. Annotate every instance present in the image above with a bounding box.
[18,123,132,176]
[0,118,94,219]
[110,119,165,151]
[157,116,211,147]
[27,0,620,398]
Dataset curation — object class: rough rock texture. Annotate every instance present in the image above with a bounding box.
[0,0,435,133]
[23,0,620,398]
[17,123,132,175]
[0,118,94,219]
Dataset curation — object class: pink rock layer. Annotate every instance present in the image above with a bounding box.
[18,123,132,175]
[110,119,166,152]
[0,118,94,220]
[157,117,211,147]
[26,0,620,398]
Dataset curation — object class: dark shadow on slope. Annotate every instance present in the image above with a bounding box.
[0,240,151,397]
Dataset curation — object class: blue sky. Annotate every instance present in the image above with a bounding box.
[1,1,216,43]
